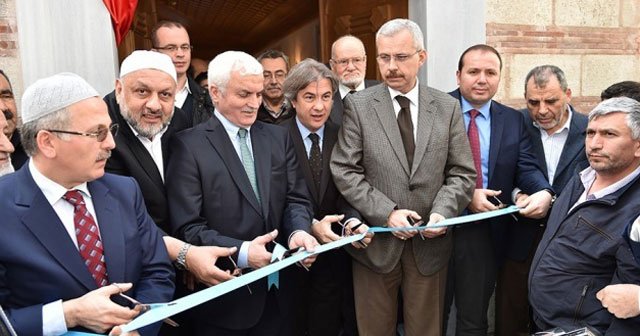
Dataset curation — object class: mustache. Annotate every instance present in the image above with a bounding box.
[141,109,163,118]
[96,151,111,161]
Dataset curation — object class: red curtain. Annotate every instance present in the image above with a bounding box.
[102,0,139,45]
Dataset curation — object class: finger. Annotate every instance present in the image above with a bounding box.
[323,214,345,223]
[407,211,421,221]
[106,282,133,295]
[254,229,278,245]
[303,238,318,252]
[596,289,604,301]
[325,231,342,242]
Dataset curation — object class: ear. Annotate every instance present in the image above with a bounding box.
[565,88,572,102]
[209,84,221,105]
[456,70,461,86]
[114,79,124,103]
[36,131,58,159]
[418,50,428,67]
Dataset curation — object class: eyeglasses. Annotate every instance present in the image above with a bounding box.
[331,56,366,67]
[154,44,193,53]
[46,124,119,142]
[263,71,286,81]
[376,50,421,64]
[339,221,368,248]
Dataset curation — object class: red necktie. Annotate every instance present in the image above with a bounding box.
[63,190,109,287]
[468,109,483,189]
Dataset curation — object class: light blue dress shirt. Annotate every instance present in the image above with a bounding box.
[295,117,325,157]
[461,97,491,189]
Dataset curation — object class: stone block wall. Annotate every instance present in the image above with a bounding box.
[487,0,640,113]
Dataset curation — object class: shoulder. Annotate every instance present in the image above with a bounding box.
[97,173,139,191]
[255,120,288,138]
[424,85,458,105]
[492,100,524,122]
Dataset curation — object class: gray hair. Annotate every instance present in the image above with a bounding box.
[20,108,70,156]
[524,65,569,93]
[376,19,424,51]
[283,59,338,102]
[589,96,640,140]
[208,51,263,94]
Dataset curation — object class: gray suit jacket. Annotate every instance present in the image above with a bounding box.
[330,83,476,275]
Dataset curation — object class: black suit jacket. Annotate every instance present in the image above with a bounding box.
[505,108,589,260]
[9,132,27,170]
[450,89,551,262]
[329,79,379,125]
[181,76,215,126]
[166,115,313,330]
[104,91,191,233]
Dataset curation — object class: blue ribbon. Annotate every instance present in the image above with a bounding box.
[267,242,288,289]
[63,206,518,334]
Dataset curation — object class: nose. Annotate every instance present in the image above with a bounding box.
[0,132,14,154]
[313,98,324,110]
[146,93,162,111]
[248,94,261,109]
[587,133,603,150]
[102,129,116,150]
[387,57,399,71]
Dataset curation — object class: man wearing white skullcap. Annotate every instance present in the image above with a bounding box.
[0,72,175,335]
[104,51,237,321]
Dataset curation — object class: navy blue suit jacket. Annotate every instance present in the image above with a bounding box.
[505,108,589,260]
[0,166,175,335]
[450,90,551,262]
[166,115,313,330]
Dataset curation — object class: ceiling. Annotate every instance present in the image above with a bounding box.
[156,0,319,59]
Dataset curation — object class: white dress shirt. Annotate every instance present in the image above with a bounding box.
[174,79,192,109]
[535,108,573,185]
[128,123,169,182]
[338,81,366,100]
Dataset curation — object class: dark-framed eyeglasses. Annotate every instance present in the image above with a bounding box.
[376,50,421,64]
[154,44,193,53]
[45,124,119,142]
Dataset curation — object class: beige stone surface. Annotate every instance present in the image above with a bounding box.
[621,0,640,27]
[582,55,640,96]
[501,54,582,100]
[0,0,16,17]
[555,0,619,27]
[486,0,552,25]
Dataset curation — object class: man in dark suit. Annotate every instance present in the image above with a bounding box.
[328,35,379,125]
[331,19,476,336]
[0,72,174,335]
[166,51,319,336]
[495,65,588,335]
[0,70,26,170]
[282,58,371,336]
[151,21,214,126]
[444,45,554,336]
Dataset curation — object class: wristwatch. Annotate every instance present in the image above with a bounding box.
[543,188,557,205]
[175,243,191,270]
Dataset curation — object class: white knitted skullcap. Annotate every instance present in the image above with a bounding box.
[119,50,177,83]
[21,72,99,124]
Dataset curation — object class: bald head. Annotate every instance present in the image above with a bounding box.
[330,35,367,90]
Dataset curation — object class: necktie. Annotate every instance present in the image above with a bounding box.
[62,190,109,287]
[467,109,483,189]
[396,95,415,169]
[238,128,260,204]
[308,133,322,191]
[342,90,357,104]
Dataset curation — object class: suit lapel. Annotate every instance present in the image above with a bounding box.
[488,104,504,184]
[204,117,262,216]
[372,85,411,176]
[89,180,125,284]
[251,123,271,221]
[115,114,165,187]
[412,85,436,178]
[320,121,339,203]
[289,120,319,204]
[525,114,550,181]
[554,113,586,181]
[17,168,96,291]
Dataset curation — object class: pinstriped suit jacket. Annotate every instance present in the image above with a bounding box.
[330,83,476,276]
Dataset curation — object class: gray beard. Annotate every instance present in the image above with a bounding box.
[0,160,14,177]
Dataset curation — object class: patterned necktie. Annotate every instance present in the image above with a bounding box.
[396,95,415,169]
[468,109,483,189]
[308,133,322,191]
[62,190,109,287]
[238,128,260,204]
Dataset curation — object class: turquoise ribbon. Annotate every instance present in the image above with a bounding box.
[267,242,288,289]
[63,206,518,334]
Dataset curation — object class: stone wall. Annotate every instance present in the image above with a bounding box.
[0,0,22,99]
[487,0,640,113]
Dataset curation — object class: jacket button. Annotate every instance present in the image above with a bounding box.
[409,185,415,191]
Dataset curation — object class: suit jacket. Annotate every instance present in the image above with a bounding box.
[330,83,476,276]
[104,91,191,233]
[9,131,27,170]
[0,166,175,335]
[450,90,551,262]
[505,107,589,260]
[329,79,379,125]
[181,76,215,126]
[166,115,313,330]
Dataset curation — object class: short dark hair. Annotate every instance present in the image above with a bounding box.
[256,49,290,71]
[194,71,208,83]
[457,44,502,72]
[601,81,640,102]
[150,20,187,47]
[524,65,569,93]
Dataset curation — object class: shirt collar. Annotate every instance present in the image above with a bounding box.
[179,77,192,95]
[295,117,325,141]
[28,159,91,206]
[579,163,640,199]
[339,81,366,99]
[214,109,251,135]
[460,96,491,118]
[387,79,420,106]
